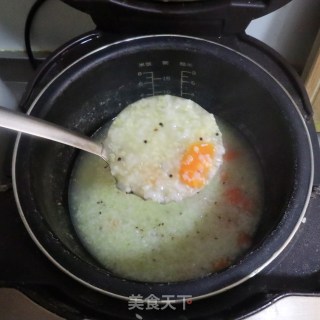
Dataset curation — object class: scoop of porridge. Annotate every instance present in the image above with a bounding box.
[105,95,225,203]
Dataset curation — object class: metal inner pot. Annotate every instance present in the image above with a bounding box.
[13,35,313,301]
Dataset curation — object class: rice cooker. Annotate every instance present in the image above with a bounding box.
[11,0,320,318]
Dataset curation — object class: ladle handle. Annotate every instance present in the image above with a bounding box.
[0,106,107,161]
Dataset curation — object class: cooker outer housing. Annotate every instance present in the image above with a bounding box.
[62,0,292,36]
[13,0,319,304]
[15,31,320,300]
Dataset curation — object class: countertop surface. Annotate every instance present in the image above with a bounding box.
[1,289,320,320]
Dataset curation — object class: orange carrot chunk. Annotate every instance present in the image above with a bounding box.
[237,232,252,248]
[179,142,215,188]
[223,149,240,161]
[220,170,229,184]
[212,257,231,272]
[224,187,253,212]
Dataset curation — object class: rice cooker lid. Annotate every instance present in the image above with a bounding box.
[62,0,292,36]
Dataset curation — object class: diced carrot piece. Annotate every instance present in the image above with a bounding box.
[149,176,157,186]
[223,149,240,161]
[224,187,253,212]
[237,232,252,248]
[220,170,229,184]
[110,219,120,229]
[179,142,215,188]
[212,257,231,272]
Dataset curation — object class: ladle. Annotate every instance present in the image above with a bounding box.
[0,106,108,161]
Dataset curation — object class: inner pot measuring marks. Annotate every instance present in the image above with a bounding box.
[13,35,313,301]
